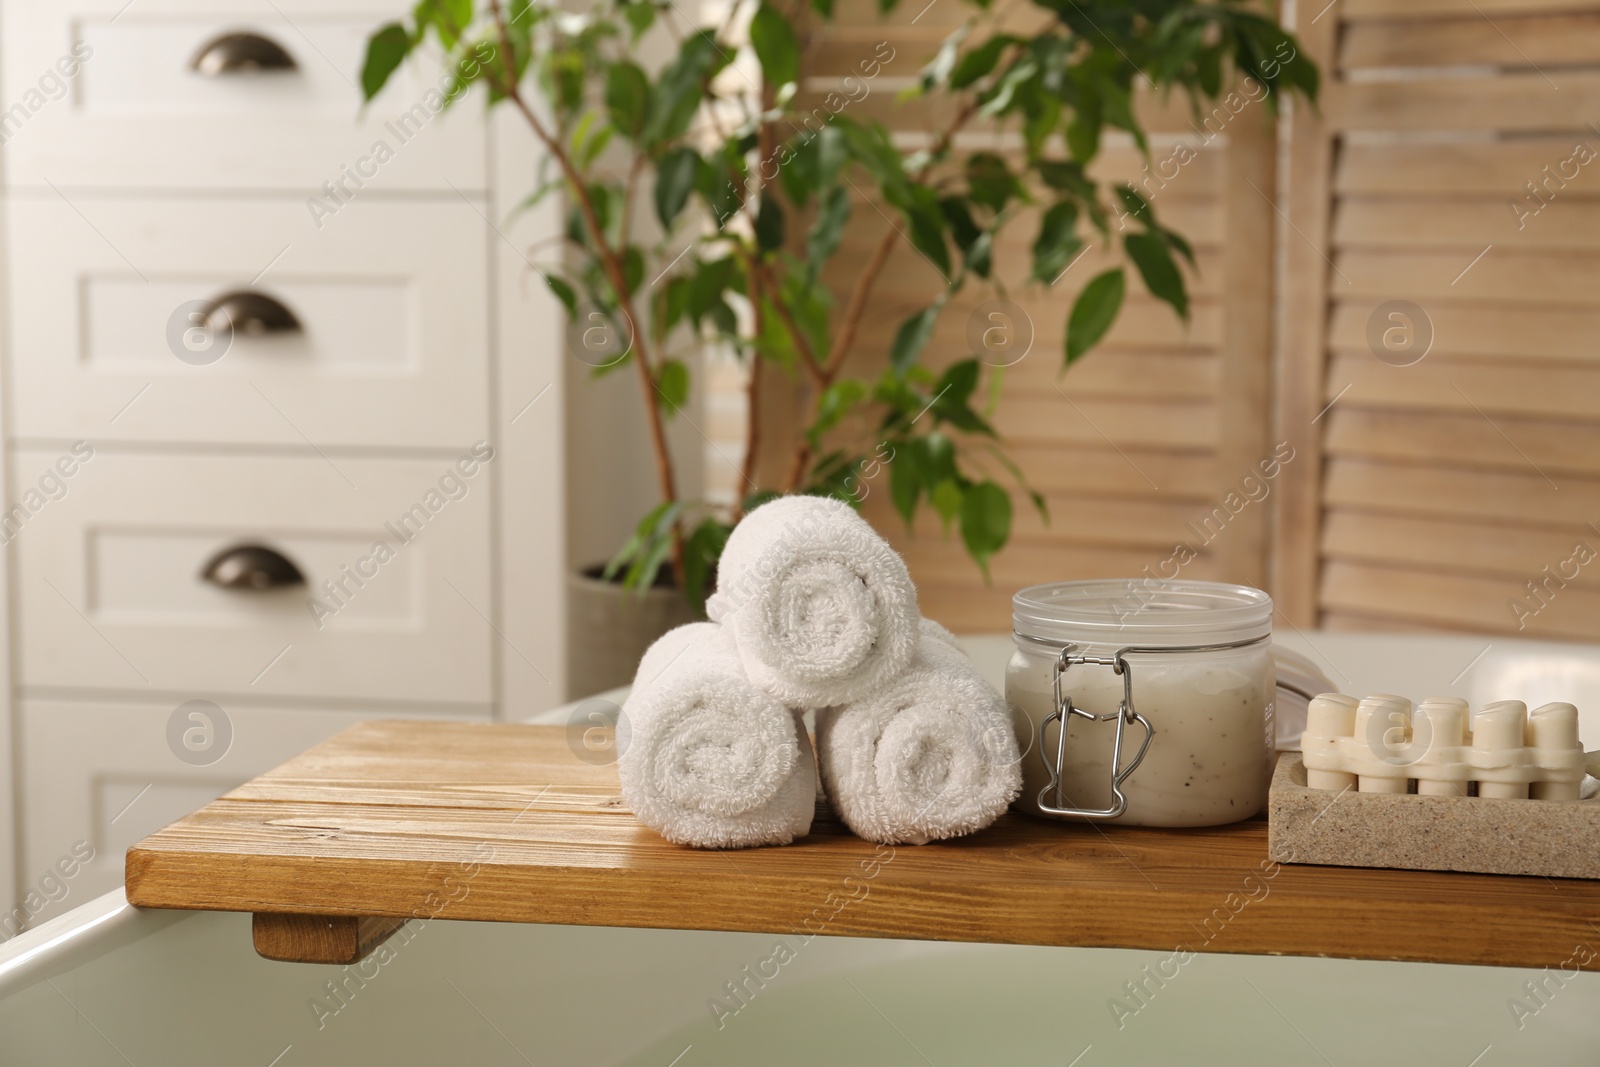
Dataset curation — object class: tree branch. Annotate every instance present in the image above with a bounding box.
[487,0,684,579]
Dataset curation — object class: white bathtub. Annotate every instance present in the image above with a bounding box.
[3,633,1599,1066]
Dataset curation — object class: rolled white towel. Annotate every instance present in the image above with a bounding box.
[618,623,816,848]
[815,633,1021,845]
[706,495,920,707]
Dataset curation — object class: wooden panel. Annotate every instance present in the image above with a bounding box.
[1324,458,1596,524]
[1331,71,1600,132]
[998,396,1217,449]
[1271,9,1340,625]
[1334,198,1600,250]
[1327,407,1600,477]
[1321,559,1600,640]
[1342,14,1600,69]
[1326,354,1600,420]
[1345,0,1600,19]
[1326,300,1600,362]
[1321,510,1596,578]
[126,721,1600,972]
[1336,248,1600,303]
[1005,445,1219,500]
[1337,139,1600,196]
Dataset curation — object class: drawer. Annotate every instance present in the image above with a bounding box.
[2,0,486,191]
[13,698,486,930]
[6,196,490,447]
[13,449,498,704]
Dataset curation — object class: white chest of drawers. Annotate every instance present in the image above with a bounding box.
[0,0,566,930]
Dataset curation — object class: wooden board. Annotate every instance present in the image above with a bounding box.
[128,721,1600,971]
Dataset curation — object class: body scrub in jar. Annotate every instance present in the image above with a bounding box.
[1008,579,1275,827]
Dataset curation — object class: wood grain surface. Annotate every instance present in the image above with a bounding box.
[127,722,1600,971]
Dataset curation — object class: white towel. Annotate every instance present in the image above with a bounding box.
[618,623,816,848]
[706,495,920,708]
[815,632,1021,845]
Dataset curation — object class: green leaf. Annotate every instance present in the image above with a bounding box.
[806,186,851,282]
[604,500,683,584]
[901,191,951,278]
[935,358,980,406]
[697,147,746,228]
[922,431,955,483]
[811,0,836,15]
[622,0,655,39]
[888,441,921,525]
[604,61,651,139]
[960,480,1012,578]
[1114,184,1151,227]
[543,274,577,316]
[750,3,801,87]
[921,26,968,90]
[966,152,1021,213]
[361,23,411,102]
[950,35,1014,89]
[890,304,941,375]
[1124,230,1188,320]
[755,194,786,253]
[1065,268,1125,365]
[930,479,963,531]
[682,518,730,616]
[645,30,727,146]
[1065,90,1101,163]
[656,358,690,417]
[655,147,700,228]
[621,245,646,294]
[1031,200,1082,283]
[809,379,868,443]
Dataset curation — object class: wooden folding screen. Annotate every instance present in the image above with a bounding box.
[1276,0,1600,641]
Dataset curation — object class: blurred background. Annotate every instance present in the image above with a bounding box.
[2,0,1597,937]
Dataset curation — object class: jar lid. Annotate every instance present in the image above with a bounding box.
[1013,578,1272,648]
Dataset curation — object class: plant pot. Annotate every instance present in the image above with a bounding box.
[565,564,698,700]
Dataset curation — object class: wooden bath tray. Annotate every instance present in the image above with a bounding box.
[126,722,1600,970]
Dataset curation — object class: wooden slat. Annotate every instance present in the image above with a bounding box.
[126,721,1600,973]
[1345,0,1600,19]
[1337,139,1600,196]
[1336,248,1600,303]
[1325,354,1600,421]
[1320,611,1489,635]
[1324,458,1593,523]
[1271,10,1340,626]
[999,351,1218,401]
[998,395,1216,449]
[1342,14,1600,69]
[1321,559,1600,641]
[1331,71,1600,132]
[1006,445,1218,499]
[1334,197,1600,250]
[1004,493,1218,548]
[1214,95,1277,588]
[1321,510,1596,578]
[1326,406,1600,477]
[1327,300,1600,362]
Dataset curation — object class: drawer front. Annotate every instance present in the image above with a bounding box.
[7,196,490,447]
[2,1,486,191]
[13,449,497,703]
[13,699,486,930]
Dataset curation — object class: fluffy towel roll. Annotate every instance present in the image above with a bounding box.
[618,623,816,848]
[815,633,1021,845]
[706,495,920,708]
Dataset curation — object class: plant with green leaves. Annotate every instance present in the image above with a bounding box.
[362,0,1315,612]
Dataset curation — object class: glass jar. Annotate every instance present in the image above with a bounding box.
[1007,579,1275,827]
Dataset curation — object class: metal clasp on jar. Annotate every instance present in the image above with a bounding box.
[1036,637,1268,819]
